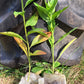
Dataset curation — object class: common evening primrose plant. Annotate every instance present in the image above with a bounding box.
[0,0,51,80]
[34,0,77,73]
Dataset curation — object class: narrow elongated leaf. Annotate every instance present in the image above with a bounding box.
[48,0,58,13]
[30,50,46,56]
[25,12,38,27]
[28,28,46,36]
[14,37,27,56]
[52,6,68,20]
[34,2,49,22]
[13,11,25,17]
[25,0,34,8]
[45,0,50,10]
[30,32,51,47]
[0,32,25,41]
[56,38,77,61]
[55,27,77,46]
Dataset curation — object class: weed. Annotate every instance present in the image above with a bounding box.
[0,0,51,80]
[34,0,77,73]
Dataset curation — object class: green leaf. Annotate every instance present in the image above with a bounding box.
[56,38,77,61]
[13,11,25,17]
[14,37,27,56]
[44,69,52,74]
[48,0,58,13]
[36,62,42,67]
[30,50,46,56]
[42,62,49,65]
[54,61,61,68]
[45,0,50,10]
[47,20,56,31]
[30,32,51,47]
[28,28,47,36]
[25,12,38,27]
[55,27,77,46]
[31,67,44,73]
[25,0,34,8]
[34,2,49,22]
[35,69,44,75]
[0,32,25,41]
[52,6,68,20]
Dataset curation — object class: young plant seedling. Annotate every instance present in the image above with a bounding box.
[32,61,61,75]
[34,0,77,73]
[0,0,51,80]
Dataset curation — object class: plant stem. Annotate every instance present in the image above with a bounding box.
[21,0,31,80]
[48,17,55,73]
[51,30,55,73]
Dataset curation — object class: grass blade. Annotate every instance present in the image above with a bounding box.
[55,27,77,46]
[56,38,77,61]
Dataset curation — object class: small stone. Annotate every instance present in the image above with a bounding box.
[19,72,41,84]
[38,78,45,84]
[44,72,66,84]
